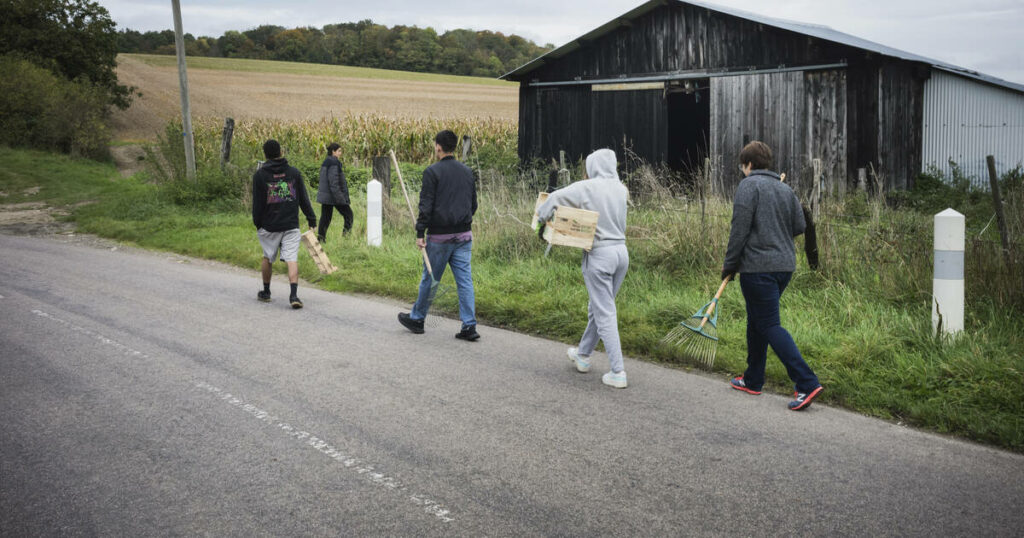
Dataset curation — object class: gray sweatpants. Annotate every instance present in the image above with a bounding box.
[578,244,630,373]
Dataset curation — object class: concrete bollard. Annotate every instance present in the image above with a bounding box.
[933,208,965,336]
[367,179,382,247]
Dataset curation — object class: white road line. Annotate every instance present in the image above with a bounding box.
[30,308,455,523]
[194,382,455,523]
[32,309,150,359]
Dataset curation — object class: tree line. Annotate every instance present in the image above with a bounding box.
[1,0,134,158]
[117,20,552,78]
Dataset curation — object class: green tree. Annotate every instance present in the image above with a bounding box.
[0,0,134,109]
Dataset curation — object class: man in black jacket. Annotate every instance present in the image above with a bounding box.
[398,130,480,340]
[252,139,317,309]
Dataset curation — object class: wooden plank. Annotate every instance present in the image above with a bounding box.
[591,82,665,92]
[300,231,338,274]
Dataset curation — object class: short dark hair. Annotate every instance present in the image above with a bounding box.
[262,139,281,160]
[739,141,772,170]
[326,142,341,155]
[435,130,457,153]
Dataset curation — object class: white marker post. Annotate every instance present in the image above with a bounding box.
[933,208,965,336]
[367,179,382,247]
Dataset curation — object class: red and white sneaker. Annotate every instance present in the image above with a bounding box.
[730,376,761,395]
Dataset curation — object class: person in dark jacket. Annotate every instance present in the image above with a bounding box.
[316,142,352,242]
[723,141,823,411]
[397,130,479,341]
[252,139,317,309]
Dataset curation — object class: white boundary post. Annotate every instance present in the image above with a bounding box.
[933,208,965,336]
[367,179,382,247]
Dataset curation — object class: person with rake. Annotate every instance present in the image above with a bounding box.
[397,130,480,341]
[724,141,823,410]
[537,148,630,388]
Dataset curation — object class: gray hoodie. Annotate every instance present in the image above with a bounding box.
[537,149,628,249]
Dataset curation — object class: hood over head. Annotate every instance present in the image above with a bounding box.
[586,149,619,181]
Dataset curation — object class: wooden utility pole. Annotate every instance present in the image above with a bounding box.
[171,0,196,180]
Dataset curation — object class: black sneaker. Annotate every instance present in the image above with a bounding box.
[455,326,480,341]
[257,290,271,302]
[789,386,824,411]
[398,312,424,334]
[289,295,303,309]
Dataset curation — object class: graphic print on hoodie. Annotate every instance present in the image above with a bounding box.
[267,174,296,204]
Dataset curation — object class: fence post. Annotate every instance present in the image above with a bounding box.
[461,135,473,161]
[986,155,1011,267]
[857,168,867,192]
[372,156,391,199]
[933,208,965,337]
[811,158,823,220]
[220,117,234,169]
[366,179,382,247]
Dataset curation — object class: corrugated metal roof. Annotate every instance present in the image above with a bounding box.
[501,0,1024,95]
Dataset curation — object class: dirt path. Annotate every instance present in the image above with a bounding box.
[0,145,142,239]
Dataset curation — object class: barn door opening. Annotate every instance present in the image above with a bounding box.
[666,80,710,178]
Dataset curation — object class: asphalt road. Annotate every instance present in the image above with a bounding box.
[1,233,1022,537]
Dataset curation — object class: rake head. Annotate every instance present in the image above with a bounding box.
[661,300,721,368]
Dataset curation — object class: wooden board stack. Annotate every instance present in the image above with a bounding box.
[300,231,338,274]
[532,192,599,251]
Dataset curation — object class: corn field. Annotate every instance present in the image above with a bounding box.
[189,114,518,168]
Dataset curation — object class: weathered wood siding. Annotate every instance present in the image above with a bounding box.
[710,69,846,196]
[514,1,921,192]
[519,85,592,164]
[528,3,850,81]
[590,89,667,165]
[877,62,925,191]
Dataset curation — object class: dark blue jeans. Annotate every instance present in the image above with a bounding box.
[739,272,820,393]
[410,240,476,330]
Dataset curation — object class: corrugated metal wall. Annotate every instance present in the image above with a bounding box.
[923,70,1024,186]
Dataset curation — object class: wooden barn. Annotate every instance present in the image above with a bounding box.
[501,0,1024,194]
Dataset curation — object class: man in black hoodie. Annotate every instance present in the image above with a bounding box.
[397,130,479,340]
[252,139,317,309]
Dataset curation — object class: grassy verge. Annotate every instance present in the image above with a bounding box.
[4,145,1022,452]
[122,53,515,87]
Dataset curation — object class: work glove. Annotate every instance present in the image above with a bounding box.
[537,222,547,242]
[308,220,317,231]
[721,267,736,282]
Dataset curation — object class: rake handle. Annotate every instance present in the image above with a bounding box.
[697,275,732,328]
[391,149,436,280]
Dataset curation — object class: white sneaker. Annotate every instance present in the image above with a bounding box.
[602,370,627,388]
[567,347,590,373]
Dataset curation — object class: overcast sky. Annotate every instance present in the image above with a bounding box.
[104,0,1024,85]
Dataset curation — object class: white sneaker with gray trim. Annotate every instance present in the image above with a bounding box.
[567,347,590,373]
[602,370,628,388]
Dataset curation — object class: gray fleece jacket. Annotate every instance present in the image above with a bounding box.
[537,148,628,248]
[723,170,806,273]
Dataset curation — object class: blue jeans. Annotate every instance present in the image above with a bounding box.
[739,272,820,393]
[410,240,476,329]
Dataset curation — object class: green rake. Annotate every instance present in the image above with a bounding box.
[662,276,732,367]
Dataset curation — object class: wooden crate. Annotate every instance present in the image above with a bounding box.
[300,231,338,274]
[532,192,599,251]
